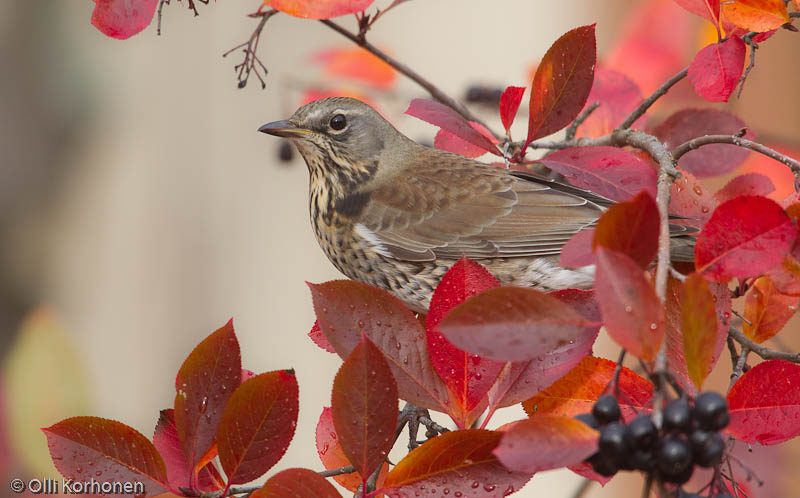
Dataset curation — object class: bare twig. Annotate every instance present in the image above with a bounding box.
[729,327,800,364]
[619,67,689,130]
[672,134,800,176]
[565,101,601,141]
[222,10,277,89]
[568,478,594,498]
[319,465,356,478]
[318,19,500,139]
[728,343,750,392]
[737,33,759,98]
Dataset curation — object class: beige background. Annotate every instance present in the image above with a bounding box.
[1,0,799,497]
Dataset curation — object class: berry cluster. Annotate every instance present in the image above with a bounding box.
[578,392,730,486]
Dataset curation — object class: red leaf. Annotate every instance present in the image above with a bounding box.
[568,461,613,486]
[727,360,800,445]
[499,86,526,135]
[594,248,666,362]
[405,99,499,156]
[438,287,594,362]
[743,276,799,343]
[434,122,499,158]
[560,229,596,268]
[316,407,388,492]
[525,24,597,146]
[522,356,653,420]
[715,173,775,204]
[91,0,159,40]
[669,168,717,226]
[721,0,790,32]
[43,417,168,496]
[253,468,343,498]
[680,274,724,389]
[576,67,646,138]
[695,196,796,282]
[494,415,598,473]
[688,37,746,103]
[766,241,800,296]
[665,276,730,394]
[653,108,754,178]
[381,430,532,497]
[312,46,396,89]
[593,191,659,268]
[264,0,375,20]
[218,371,299,484]
[426,259,503,428]
[308,280,452,414]
[332,335,398,479]
[537,146,656,202]
[309,320,336,353]
[674,0,721,32]
[174,320,241,474]
[153,410,224,492]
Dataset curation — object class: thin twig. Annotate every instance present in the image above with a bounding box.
[222,10,277,89]
[565,101,601,141]
[619,67,688,130]
[737,33,759,98]
[641,472,653,498]
[672,134,800,175]
[729,327,800,364]
[318,19,500,140]
[568,478,594,498]
[728,343,750,392]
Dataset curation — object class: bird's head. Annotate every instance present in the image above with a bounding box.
[259,97,406,187]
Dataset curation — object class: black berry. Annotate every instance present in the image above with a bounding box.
[691,430,725,467]
[592,394,622,424]
[278,140,295,162]
[628,414,657,449]
[660,463,694,484]
[657,436,693,476]
[588,452,618,477]
[574,412,600,429]
[694,391,730,430]
[598,422,632,459]
[628,448,657,471]
[663,398,692,433]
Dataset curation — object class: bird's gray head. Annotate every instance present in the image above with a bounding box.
[259,97,404,186]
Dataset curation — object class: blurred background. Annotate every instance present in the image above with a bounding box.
[1,0,799,496]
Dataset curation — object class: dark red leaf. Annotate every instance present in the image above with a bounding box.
[434,122,499,158]
[438,287,594,362]
[688,37,746,103]
[743,276,799,343]
[594,248,666,362]
[308,280,452,414]
[153,410,224,492]
[576,67,646,138]
[332,335,398,479]
[309,320,336,353]
[525,25,597,146]
[537,146,656,202]
[265,0,375,20]
[673,0,721,32]
[695,195,796,282]
[405,99,499,155]
[381,430,532,497]
[669,168,717,227]
[522,356,654,420]
[253,468,342,498]
[218,370,299,484]
[727,360,800,445]
[43,417,168,496]
[91,0,159,40]
[593,191,659,268]
[494,415,598,473]
[653,108,754,178]
[715,173,776,204]
[560,229,596,268]
[499,86,526,134]
[174,320,241,474]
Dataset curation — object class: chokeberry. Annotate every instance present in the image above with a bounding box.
[574,412,600,429]
[663,398,693,433]
[278,140,294,162]
[628,414,657,449]
[694,391,730,431]
[657,436,693,476]
[690,430,725,467]
[592,394,622,424]
[628,448,657,471]
[598,422,632,459]
[588,452,619,477]
[660,462,694,484]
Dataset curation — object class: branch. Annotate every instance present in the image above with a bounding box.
[222,9,277,89]
[318,19,500,139]
[729,327,800,364]
[672,134,800,175]
[319,465,356,478]
[619,67,688,130]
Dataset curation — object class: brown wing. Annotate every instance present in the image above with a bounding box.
[356,150,604,262]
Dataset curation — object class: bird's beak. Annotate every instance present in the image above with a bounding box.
[258,120,311,138]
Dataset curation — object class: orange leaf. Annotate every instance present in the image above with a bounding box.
[680,273,721,389]
[264,0,375,20]
[721,0,789,32]
[744,276,799,343]
[313,46,396,89]
[522,356,653,421]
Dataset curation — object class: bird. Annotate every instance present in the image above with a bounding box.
[259,97,692,313]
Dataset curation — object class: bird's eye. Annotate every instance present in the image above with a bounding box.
[329,113,347,131]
